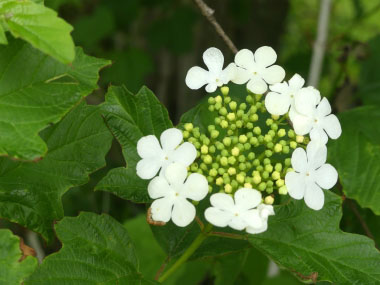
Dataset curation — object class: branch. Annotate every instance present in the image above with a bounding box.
[307,0,332,87]
[193,0,238,54]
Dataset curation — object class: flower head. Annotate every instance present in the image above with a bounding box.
[205,188,267,231]
[137,128,196,179]
[232,46,285,94]
[289,97,342,144]
[148,163,208,227]
[185,47,236,93]
[246,203,274,234]
[285,141,338,210]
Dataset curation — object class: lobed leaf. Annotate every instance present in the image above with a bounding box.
[0,0,74,63]
[0,103,113,241]
[0,39,110,160]
[95,85,172,203]
[0,229,37,284]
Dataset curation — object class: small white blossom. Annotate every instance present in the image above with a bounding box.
[232,46,285,94]
[289,96,342,144]
[246,204,274,234]
[265,74,320,116]
[185,47,236,93]
[285,141,338,210]
[205,188,265,231]
[148,163,208,227]
[136,128,196,180]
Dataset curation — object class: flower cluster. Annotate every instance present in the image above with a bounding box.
[136,46,341,234]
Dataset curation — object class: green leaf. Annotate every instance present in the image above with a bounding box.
[0,23,7,44]
[125,214,210,284]
[95,85,172,203]
[0,103,113,241]
[25,212,153,284]
[329,106,380,214]
[0,229,37,284]
[0,38,110,160]
[250,192,380,284]
[0,0,74,63]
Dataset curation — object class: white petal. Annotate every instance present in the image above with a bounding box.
[310,127,328,145]
[269,82,288,93]
[151,197,174,223]
[234,188,262,210]
[160,128,183,152]
[231,66,251,84]
[285,171,305,199]
[304,182,324,210]
[254,46,277,67]
[316,97,332,117]
[205,83,218,93]
[221,63,237,84]
[246,222,268,234]
[294,88,318,116]
[258,204,275,218]
[148,176,171,199]
[165,163,187,185]
[205,207,233,227]
[228,216,247,231]
[242,209,263,228]
[289,108,313,135]
[305,86,321,104]
[203,47,224,74]
[247,77,268,94]
[185,66,209,90]
[322,114,342,140]
[210,193,234,211]
[291,148,308,172]
[235,49,255,70]
[183,173,208,201]
[136,158,162,179]
[171,198,196,227]
[261,65,285,84]
[265,91,291,115]
[288,73,305,90]
[306,141,327,169]
[172,142,196,166]
[314,164,338,190]
[137,135,162,158]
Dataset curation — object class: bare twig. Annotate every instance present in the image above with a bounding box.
[209,231,248,240]
[154,256,170,281]
[193,0,238,54]
[345,199,378,249]
[307,0,332,87]
[26,230,45,264]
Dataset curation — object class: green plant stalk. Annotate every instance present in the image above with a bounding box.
[158,223,213,282]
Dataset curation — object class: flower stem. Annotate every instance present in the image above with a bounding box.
[158,223,213,283]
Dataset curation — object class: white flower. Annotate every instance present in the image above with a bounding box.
[232,46,285,94]
[185,47,236,93]
[289,97,342,144]
[204,188,264,231]
[285,141,338,210]
[136,128,196,180]
[148,163,208,227]
[265,74,320,115]
[246,204,274,234]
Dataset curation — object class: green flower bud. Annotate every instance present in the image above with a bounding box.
[244,143,251,150]
[220,120,228,129]
[248,152,255,160]
[279,139,287,146]
[264,164,273,173]
[224,97,231,104]
[237,110,244,118]
[204,155,212,164]
[221,86,229,96]
[242,114,249,122]
[239,103,247,110]
[246,132,253,138]
[296,135,304,143]
[255,94,263,101]
[245,162,252,169]
[194,141,201,149]
[252,159,260,166]
[279,185,288,195]
[230,124,237,131]
[218,167,226,175]
[276,179,284,187]
[219,107,228,116]
[250,105,257,113]
[253,126,261,135]
[215,117,221,125]
[208,124,216,132]
[212,162,219,169]
[272,171,280,180]
[246,122,253,129]
[231,180,239,189]
[196,151,201,158]
[207,176,214,183]
[268,130,276,137]
[266,180,274,187]
[209,145,216,153]
[209,168,218,177]
[203,137,210,145]
[266,118,273,126]
[264,134,272,143]
[208,105,215,112]
[220,157,228,166]
[256,165,264,172]
[229,101,237,110]
[238,135,247,144]
[228,156,236,165]
[264,196,274,205]
[183,130,190,139]
[221,149,229,157]
[262,171,269,179]
[258,182,266,191]
[215,95,222,103]
[250,137,258,145]
[255,101,263,108]
[223,177,231,185]
[283,146,290,154]
[271,123,278,131]
[275,163,282,172]
[214,102,222,110]
[224,184,233,193]
[272,114,280,120]
[190,163,198,172]
[285,158,291,166]
[231,136,238,144]
[245,177,252,184]
[231,147,240,156]
[236,173,245,183]
[258,135,264,143]
[274,143,283,153]
[238,155,245,162]
[286,167,294,173]
[201,145,208,154]
[266,187,274,194]
[236,120,243,128]
[227,130,233,136]
[200,163,208,171]
[208,97,216,105]
[288,129,295,138]
[216,142,224,150]
[244,182,253,188]
[253,175,261,185]
[278,128,286,137]
[197,169,203,174]
[246,95,254,104]
[184,123,193,131]
[290,141,297,149]
[222,137,231,146]
[263,158,270,165]
[227,112,236,121]
[216,177,224,186]
[239,163,246,171]
[252,170,260,177]
[265,150,273,157]
[267,142,274,149]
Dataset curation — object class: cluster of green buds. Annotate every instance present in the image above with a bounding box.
[182,87,309,205]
